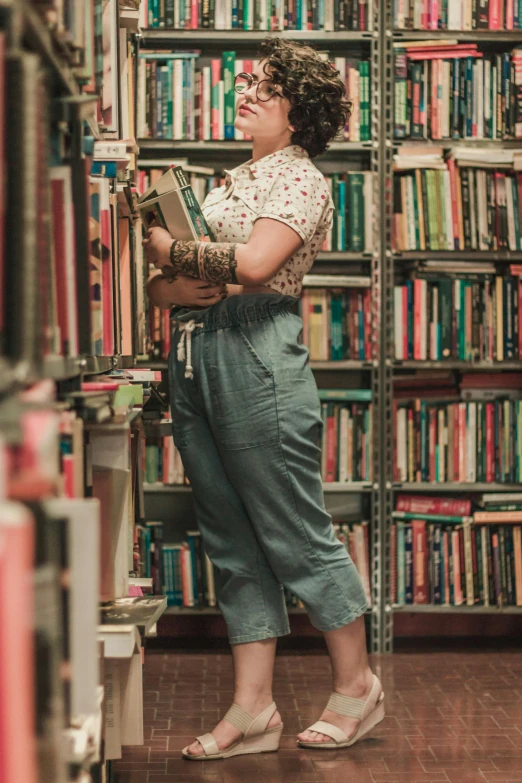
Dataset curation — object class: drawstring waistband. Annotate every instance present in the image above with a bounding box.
[176,319,203,380]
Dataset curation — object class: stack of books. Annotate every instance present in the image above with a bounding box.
[394,42,522,141]
[393,147,522,252]
[137,52,371,142]
[393,0,522,30]
[392,493,522,607]
[141,0,373,30]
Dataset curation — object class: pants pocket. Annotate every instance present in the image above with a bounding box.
[205,324,280,451]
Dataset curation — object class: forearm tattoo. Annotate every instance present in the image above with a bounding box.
[168,239,239,284]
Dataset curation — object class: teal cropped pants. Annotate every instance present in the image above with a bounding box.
[168,293,368,645]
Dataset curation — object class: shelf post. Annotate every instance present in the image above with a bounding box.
[370,0,395,654]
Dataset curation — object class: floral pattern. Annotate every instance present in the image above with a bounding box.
[201,145,334,297]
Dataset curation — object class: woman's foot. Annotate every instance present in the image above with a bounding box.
[297,668,379,745]
[184,697,282,757]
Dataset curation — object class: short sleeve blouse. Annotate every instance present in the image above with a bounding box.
[201,144,334,297]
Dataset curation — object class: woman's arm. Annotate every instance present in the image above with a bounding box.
[143,219,303,288]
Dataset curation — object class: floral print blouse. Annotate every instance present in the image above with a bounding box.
[201,144,334,297]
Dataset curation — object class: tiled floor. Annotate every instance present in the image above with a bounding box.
[113,647,522,783]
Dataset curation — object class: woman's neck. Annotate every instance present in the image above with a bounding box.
[251,136,293,163]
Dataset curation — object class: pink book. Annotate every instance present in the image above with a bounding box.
[489,0,500,29]
[211,60,221,141]
[100,181,114,356]
[408,50,483,61]
[0,503,37,783]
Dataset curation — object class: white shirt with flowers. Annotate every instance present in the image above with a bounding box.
[201,144,334,297]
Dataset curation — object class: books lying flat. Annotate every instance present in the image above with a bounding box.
[138,165,215,242]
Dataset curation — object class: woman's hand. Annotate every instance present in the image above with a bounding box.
[142,226,174,270]
[146,271,227,310]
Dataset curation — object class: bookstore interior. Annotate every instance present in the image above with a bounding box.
[1,1,522,782]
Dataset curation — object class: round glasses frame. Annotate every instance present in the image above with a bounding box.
[233,72,282,102]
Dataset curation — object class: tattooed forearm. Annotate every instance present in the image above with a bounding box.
[161,264,179,284]
[169,239,239,284]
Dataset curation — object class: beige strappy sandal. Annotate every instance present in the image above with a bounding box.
[297,674,385,749]
[181,701,283,761]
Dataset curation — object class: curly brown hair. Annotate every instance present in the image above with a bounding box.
[258,38,351,158]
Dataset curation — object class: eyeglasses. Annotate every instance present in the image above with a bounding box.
[234,72,282,102]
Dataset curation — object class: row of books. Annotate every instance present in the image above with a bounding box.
[324,172,373,251]
[319,392,373,483]
[392,519,522,607]
[394,398,522,484]
[392,491,522,605]
[394,44,522,141]
[299,283,373,361]
[143,390,373,485]
[156,521,371,608]
[137,52,370,142]
[394,272,522,362]
[393,157,522,252]
[141,0,374,30]
[393,0,522,30]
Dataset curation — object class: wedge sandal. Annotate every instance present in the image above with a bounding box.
[297,674,385,749]
[181,701,283,761]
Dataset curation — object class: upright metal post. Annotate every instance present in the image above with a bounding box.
[371,0,395,654]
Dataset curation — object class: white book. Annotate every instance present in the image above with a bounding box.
[205,553,216,606]
[215,0,226,29]
[234,59,244,140]
[174,0,180,27]
[225,0,232,28]
[137,59,147,137]
[394,287,404,360]
[303,274,371,288]
[45,498,101,721]
[173,60,183,139]
[104,660,122,760]
[119,29,130,141]
[443,169,454,249]
[248,0,255,28]
[324,0,334,30]
[203,67,211,141]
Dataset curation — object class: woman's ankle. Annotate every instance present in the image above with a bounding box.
[233,691,274,712]
[333,665,373,697]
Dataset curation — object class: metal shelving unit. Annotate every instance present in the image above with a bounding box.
[138,139,373,153]
[144,481,373,494]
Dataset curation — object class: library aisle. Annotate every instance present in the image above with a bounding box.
[3,0,522,782]
[115,647,522,783]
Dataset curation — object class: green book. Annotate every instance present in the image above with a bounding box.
[425,170,439,251]
[223,51,236,140]
[145,444,159,483]
[318,389,372,402]
[347,172,365,252]
[331,173,340,251]
[392,511,472,524]
[359,60,370,142]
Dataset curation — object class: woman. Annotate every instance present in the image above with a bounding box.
[144,37,384,761]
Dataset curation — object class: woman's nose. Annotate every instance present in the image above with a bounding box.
[244,81,258,102]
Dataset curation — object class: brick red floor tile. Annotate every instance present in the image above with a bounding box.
[118,649,522,783]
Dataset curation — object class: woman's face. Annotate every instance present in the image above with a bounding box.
[234,59,294,142]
